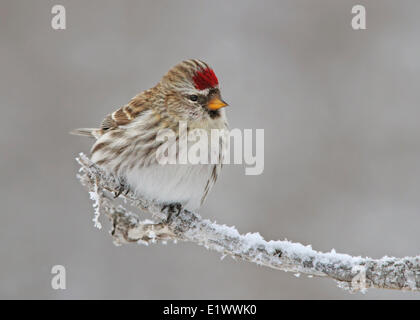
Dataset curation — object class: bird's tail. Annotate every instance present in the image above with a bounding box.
[70,128,102,139]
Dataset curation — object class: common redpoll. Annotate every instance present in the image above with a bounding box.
[72,59,228,215]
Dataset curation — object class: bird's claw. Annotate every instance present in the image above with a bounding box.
[114,180,130,198]
[162,203,183,223]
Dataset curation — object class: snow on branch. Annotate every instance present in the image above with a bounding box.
[76,153,420,293]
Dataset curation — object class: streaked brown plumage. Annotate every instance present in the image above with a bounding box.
[72,59,229,213]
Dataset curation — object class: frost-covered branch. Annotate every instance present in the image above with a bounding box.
[76,153,420,293]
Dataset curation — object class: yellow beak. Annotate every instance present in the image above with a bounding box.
[207,97,228,110]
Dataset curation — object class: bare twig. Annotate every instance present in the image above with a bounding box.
[76,153,420,292]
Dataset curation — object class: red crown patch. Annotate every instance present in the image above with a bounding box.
[192,68,219,90]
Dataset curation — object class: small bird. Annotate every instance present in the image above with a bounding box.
[72,59,228,217]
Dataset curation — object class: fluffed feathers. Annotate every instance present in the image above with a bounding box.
[72,59,228,211]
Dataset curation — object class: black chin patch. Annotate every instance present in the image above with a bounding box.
[207,109,221,119]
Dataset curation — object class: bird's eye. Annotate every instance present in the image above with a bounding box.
[189,95,198,102]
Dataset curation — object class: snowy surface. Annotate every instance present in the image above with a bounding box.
[77,153,420,293]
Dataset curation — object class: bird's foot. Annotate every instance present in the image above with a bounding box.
[162,203,183,223]
[114,179,131,198]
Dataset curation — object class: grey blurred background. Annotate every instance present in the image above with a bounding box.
[1,0,419,299]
